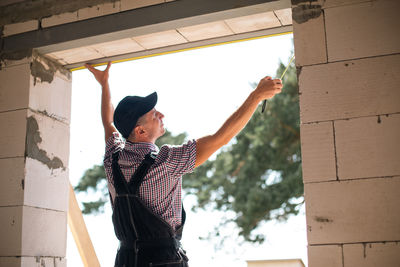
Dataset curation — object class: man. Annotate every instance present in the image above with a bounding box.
[86,61,282,267]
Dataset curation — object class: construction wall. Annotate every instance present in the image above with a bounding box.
[292,0,400,266]
[0,51,71,266]
[1,0,399,266]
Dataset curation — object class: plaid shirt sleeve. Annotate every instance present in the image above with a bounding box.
[158,139,196,177]
[103,132,124,168]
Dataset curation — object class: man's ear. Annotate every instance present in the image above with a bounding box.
[135,125,146,136]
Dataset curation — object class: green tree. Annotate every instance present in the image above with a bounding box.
[75,58,302,242]
[183,58,302,242]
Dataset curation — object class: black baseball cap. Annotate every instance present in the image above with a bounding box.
[114,92,157,138]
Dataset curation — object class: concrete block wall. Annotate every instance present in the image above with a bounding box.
[0,0,176,37]
[0,51,71,266]
[293,0,400,266]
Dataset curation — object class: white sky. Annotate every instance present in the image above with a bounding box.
[68,33,308,267]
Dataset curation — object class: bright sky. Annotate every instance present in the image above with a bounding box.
[68,33,308,267]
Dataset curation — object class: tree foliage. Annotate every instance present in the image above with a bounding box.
[183,58,302,242]
[74,58,302,242]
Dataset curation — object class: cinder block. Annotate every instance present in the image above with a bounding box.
[325,0,400,61]
[134,30,187,49]
[177,21,234,42]
[308,245,343,267]
[121,0,164,11]
[292,5,327,66]
[26,110,70,170]
[29,56,72,124]
[274,8,292,26]
[322,0,371,9]
[335,114,400,179]
[0,109,27,158]
[46,47,102,65]
[300,122,336,183]
[24,158,69,212]
[78,1,121,21]
[21,206,67,256]
[91,38,144,57]
[0,158,25,206]
[41,11,78,28]
[225,11,281,34]
[2,20,38,36]
[305,177,400,244]
[0,257,21,267]
[0,63,30,113]
[0,256,66,267]
[343,242,400,267]
[299,54,400,123]
[0,206,23,256]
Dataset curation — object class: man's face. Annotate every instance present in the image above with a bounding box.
[140,108,165,140]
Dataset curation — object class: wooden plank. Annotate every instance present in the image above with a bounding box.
[67,182,100,267]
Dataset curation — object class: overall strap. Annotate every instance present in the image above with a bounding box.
[111,151,130,195]
[111,151,156,195]
[128,153,156,195]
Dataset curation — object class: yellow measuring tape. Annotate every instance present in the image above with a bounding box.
[261,54,295,113]
[71,31,293,72]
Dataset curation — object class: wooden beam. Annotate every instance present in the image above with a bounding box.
[68,182,100,267]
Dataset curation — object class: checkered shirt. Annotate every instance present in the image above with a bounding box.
[104,132,196,230]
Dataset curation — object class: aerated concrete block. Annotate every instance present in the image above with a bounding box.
[343,242,400,267]
[0,109,27,158]
[78,1,121,21]
[299,54,400,123]
[335,114,400,179]
[0,157,25,206]
[321,0,371,9]
[24,157,69,212]
[274,8,292,26]
[2,20,38,36]
[308,245,343,267]
[21,206,67,257]
[0,256,66,267]
[29,56,72,124]
[305,177,400,245]
[121,0,164,11]
[41,11,78,28]
[0,63,30,113]
[325,0,400,61]
[0,206,23,256]
[292,4,327,66]
[300,122,337,183]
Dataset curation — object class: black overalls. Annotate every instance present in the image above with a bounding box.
[111,151,189,267]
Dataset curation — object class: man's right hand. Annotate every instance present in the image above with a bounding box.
[254,76,283,100]
[85,62,111,87]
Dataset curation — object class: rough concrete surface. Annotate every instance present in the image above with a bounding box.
[26,116,65,171]
[292,4,322,24]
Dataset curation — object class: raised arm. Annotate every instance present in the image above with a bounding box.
[85,62,117,142]
[195,76,282,167]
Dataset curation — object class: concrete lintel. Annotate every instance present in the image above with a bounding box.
[66,25,293,70]
[2,0,290,54]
